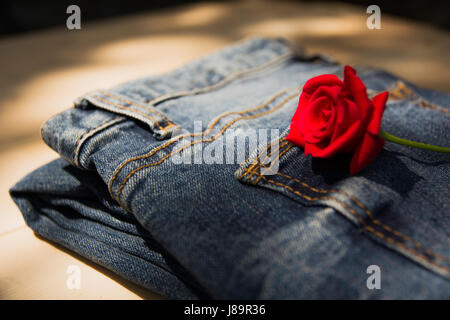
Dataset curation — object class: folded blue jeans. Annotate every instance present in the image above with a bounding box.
[10,38,450,299]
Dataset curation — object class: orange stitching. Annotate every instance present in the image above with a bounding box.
[241,136,289,181]
[251,172,450,272]
[108,88,297,198]
[73,117,123,165]
[92,95,168,131]
[99,90,176,128]
[254,144,294,183]
[252,142,292,178]
[363,225,432,264]
[114,91,300,203]
[245,139,287,180]
[161,123,176,130]
[243,137,291,183]
[244,139,289,181]
[240,139,450,265]
[144,51,294,104]
[388,81,449,115]
[273,170,450,264]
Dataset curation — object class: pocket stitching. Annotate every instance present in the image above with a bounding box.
[387,81,449,116]
[239,139,450,271]
[90,94,173,132]
[99,90,176,129]
[145,51,294,105]
[250,172,450,273]
[109,88,299,203]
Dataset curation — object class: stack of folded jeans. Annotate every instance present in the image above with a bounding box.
[10,37,450,299]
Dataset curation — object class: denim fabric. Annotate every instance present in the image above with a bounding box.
[10,37,450,299]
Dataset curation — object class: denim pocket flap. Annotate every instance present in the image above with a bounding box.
[75,90,179,140]
[235,129,450,279]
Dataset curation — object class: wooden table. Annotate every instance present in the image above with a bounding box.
[1,0,449,299]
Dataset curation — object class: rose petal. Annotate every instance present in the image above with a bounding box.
[303,74,345,94]
[331,98,362,143]
[349,132,385,175]
[304,120,364,158]
[367,91,388,135]
[309,85,343,102]
[301,96,333,144]
[344,66,370,114]
[290,92,311,124]
[286,120,305,147]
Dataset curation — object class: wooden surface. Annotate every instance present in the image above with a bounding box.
[1,0,449,299]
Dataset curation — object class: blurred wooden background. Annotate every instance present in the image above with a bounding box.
[0,0,449,299]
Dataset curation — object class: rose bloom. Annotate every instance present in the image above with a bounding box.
[286,66,389,175]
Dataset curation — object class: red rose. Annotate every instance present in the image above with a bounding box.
[286,65,389,174]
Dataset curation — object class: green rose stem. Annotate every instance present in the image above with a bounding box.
[379,129,450,153]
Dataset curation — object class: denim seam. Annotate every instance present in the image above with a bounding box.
[255,145,294,183]
[242,138,450,266]
[388,81,449,115]
[238,142,450,273]
[73,117,125,167]
[108,88,299,203]
[108,88,295,198]
[241,137,288,181]
[90,94,172,132]
[98,90,177,129]
[276,169,450,263]
[116,90,300,206]
[146,51,294,105]
[245,171,450,274]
